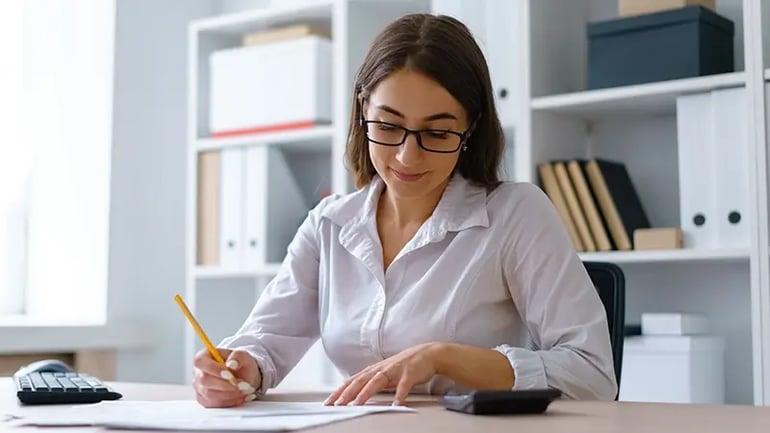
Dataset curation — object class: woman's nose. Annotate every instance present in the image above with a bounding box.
[395,132,423,166]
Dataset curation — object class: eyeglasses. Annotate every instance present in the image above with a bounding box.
[360,119,472,154]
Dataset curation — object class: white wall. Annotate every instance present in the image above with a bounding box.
[109,0,213,383]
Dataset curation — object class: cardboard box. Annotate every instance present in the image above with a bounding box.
[209,35,332,137]
[619,0,715,17]
[634,227,683,250]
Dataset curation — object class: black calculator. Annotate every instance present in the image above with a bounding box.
[440,389,562,415]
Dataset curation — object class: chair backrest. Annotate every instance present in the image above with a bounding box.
[583,261,625,399]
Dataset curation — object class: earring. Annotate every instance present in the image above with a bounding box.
[462,145,468,151]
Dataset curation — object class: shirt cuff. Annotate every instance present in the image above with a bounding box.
[240,347,275,396]
[493,344,548,391]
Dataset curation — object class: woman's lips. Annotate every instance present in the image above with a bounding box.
[391,169,426,182]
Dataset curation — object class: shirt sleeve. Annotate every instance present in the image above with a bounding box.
[498,183,618,400]
[218,195,336,393]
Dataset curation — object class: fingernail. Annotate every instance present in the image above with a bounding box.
[334,398,344,406]
[245,393,257,402]
[226,359,239,370]
[220,370,235,381]
[392,401,402,407]
[238,381,255,393]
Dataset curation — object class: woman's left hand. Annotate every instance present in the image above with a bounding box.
[324,342,443,406]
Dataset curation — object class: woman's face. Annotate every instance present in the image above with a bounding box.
[363,68,469,201]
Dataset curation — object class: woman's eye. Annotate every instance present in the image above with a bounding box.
[377,124,397,131]
[427,130,449,139]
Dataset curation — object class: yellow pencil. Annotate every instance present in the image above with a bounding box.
[174,294,238,387]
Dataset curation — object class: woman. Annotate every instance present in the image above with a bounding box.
[192,13,617,408]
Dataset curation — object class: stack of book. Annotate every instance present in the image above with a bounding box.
[537,159,650,252]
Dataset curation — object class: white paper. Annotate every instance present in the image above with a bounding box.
[10,400,415,431]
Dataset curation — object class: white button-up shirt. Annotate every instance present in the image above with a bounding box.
[220,174,618,400]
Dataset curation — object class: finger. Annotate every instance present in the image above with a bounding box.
[324,376,356,405]
[333,372,377,406]
[393,372,413,406]
[197,385,251,403]
[196,392,247,409]
[352,371,390,405]
[225,349,253,371]
[194,349,231,378]
[198,371,253,394]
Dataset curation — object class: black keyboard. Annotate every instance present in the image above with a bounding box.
[15,372,123,405]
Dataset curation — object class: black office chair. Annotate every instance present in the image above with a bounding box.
[583,261,625,400]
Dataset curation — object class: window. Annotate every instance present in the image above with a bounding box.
[0,0,115,323]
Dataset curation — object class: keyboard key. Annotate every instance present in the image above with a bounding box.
[29,373,49,391]
[41,373,63,391]
[58,377,79,392]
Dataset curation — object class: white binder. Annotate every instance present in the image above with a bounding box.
[712,88,750,249]
[430,0,519,127]
[219,148,244,268]
[676,87,750,250]
[243,147,268,268]
[263,148,309,264]
[242,147,309,268]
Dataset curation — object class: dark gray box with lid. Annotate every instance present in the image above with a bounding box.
[587,6,734,90]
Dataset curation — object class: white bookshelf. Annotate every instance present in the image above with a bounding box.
[578,248,750,265]
[183,0,770,406]
[184,0,433,390]
[518,0,770,406]
[194,264,282,279]
[531,72,746,119]
[195,126,334,152]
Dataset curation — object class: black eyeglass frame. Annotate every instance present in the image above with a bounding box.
[359,117,473,154]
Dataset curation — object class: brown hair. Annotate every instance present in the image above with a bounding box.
[345,13,505,190]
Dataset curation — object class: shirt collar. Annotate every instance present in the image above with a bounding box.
[321,172,490,233]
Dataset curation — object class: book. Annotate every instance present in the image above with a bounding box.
[554,161,596,252]
[585,159,650,250]
[196,151,220,266]
[567,160,613,251]
[538,162,584,252]
[242,24,331,46]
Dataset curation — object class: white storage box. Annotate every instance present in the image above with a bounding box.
[209,35,332,137]
[641,313,709,336]
[620,336,725,404]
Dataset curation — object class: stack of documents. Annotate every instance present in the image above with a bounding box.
[8,400,415,431]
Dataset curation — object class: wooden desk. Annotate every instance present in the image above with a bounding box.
[2,378,770,432]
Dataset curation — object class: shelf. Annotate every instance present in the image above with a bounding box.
[191,0,334,36]
[578,248,749,264]
[195,264,282,279]
[531,72,746,121]
[765,68,770,80]
[196,126,334,153]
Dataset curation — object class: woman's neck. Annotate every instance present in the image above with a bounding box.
[378,179,449,229]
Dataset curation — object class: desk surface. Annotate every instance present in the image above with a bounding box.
[2,378,770,432]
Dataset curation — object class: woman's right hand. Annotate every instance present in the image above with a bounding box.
[193,348,262,408]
